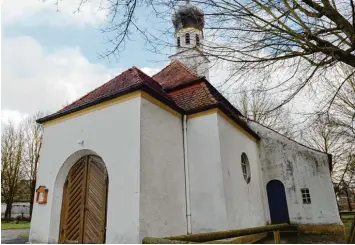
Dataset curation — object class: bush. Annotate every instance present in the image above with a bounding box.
[1,217,14,222]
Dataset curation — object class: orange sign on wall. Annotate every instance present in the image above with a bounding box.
[36,186,48,204]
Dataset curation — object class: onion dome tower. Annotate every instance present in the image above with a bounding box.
[169,1,210,79]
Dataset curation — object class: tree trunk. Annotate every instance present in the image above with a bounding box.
[29,194,34,220]
[29,180,36,220]
[4,201,13,220]
[346,190,353,211]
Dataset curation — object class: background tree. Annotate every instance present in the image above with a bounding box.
[225,83,295,137]
[43,0,355,135]
[22,112,44,219]
[301,66,355,209]
[1,122,25,219]
[49,0,355,133]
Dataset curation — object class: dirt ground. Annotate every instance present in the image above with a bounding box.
[260,232,345,244]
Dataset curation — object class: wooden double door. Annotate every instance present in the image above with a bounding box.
[59,155,108,244]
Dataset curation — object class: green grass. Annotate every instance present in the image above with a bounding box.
[1,221,31,230]
[19,232,30,239]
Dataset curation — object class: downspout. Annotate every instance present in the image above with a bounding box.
[183,114,192,234]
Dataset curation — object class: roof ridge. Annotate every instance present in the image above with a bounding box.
[173,60,199,77]
[152,62,173,78]
[201,82,218,104]
[132,66,166,90]
[152,60,199,79]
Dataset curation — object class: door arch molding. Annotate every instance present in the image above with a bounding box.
[266,179,290,224]
[59,154,108,244]
[48,149,108,243]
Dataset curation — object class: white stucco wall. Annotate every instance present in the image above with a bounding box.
[248,121,342,225]
[169,27,209,80]
[187,113,228,233]
[30,96,142,244]
[175,28,203,51]
[139,98,187,240]
[217,115,267,229]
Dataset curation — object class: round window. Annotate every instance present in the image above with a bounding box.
[241,153,251,183]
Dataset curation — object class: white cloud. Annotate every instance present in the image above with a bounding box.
[2,35,164,121]
[2,36,119,117]
[141,67,161,76]
[2,0,106,27]
[1,109,29,125]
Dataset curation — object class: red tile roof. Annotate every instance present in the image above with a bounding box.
[152,60,200,89]
[60,67,170,112]
[38,61,259,140]
[168,82,217,111]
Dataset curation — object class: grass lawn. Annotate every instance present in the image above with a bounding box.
[19,232,30,239]
[341,214,354,219]
[1,221,31,230]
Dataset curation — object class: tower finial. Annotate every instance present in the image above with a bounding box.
[185,0,190,3]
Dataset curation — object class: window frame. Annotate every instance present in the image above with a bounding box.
[185,33,190,45]
[177,37,181,47]
[301,188,311,204]
[196,34,200,46]
[241,153,251,183]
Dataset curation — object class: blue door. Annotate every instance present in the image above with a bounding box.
[266,180,290,224]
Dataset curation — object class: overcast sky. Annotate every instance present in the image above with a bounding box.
[1,0,175,124]
[2,0,310,127]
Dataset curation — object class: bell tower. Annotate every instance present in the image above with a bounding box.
[170,1,210,79]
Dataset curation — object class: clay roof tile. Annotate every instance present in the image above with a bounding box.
[152,60,201,89]
[59,67,168,113]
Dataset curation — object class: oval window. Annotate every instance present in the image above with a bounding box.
[241,153,251,183]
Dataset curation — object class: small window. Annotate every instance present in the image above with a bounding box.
[177,37,180,47]
[185,33,190,45]
[301,188,311,204]
[196,34,200,46]
[241,153,251,183]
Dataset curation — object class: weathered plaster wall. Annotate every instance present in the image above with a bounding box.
[248,121,342,225]
[187,113,228,233]
[30,97,142,244]
[139,98,187,240]
[217,115,267,229]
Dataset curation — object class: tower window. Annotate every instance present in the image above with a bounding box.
[301,188,311,204]
[241,153,251,183]
[196,34,200,46]
[185,33,190,45]
[177,37,180,47]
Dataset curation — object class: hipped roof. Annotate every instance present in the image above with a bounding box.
[37,61,260,140]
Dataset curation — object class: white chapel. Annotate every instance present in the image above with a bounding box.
[30,2,342,244]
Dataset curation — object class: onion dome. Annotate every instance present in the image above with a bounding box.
[172,3,204,32]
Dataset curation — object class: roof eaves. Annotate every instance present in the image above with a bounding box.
[37,83,143,124]
[217,105,261,141]
[185,102,260,141]
[37,82,184,124]
[140,83,185,115]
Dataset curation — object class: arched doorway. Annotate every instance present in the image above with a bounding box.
[266,180,290,224]
[59,155,108,244]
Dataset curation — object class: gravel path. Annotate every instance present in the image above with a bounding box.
[1,228,29,244]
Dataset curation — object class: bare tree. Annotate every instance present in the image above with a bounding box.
[50,0,354,128]
[226,83,295,137]
[301,65,355,207]
[1,122,25,219]
[326,65,355,142]
[22,112,44,219]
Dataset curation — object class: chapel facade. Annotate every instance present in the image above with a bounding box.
[30,2,342,244]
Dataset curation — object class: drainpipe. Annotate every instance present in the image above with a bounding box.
[183,114,192,234]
